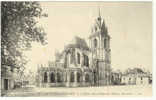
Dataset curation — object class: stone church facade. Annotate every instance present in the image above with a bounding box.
[36,12,111,87]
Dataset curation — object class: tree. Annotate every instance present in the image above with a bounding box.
[1,2,47,72]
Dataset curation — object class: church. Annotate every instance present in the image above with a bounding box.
[36,10,112,87]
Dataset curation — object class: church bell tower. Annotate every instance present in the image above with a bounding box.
[89,8,111,85]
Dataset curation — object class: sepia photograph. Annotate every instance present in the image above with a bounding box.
[1,1,152,97]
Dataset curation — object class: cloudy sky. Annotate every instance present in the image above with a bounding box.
[24,2,152,73]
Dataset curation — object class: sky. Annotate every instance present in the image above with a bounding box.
[24,2,152,74]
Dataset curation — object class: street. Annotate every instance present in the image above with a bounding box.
[2,85,152,97]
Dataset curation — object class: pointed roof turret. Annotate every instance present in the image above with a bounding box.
[97,7,101,21]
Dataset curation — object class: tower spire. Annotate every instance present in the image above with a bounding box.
[97,6,101,21]
[98,6,101,19]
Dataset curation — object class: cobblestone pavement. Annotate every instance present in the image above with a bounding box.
[2,85,152,97]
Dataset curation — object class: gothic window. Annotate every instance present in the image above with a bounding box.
[111,76,114,81]
[77,53,80,64]
[44,72,47,83]
[94,71,97,84]
[83,54,85,66]
[83,54,89,67]
[94,39,97,48]
[50,72,55,83]
[70,54,73,64]
[57,73,61,82]
[104,39,107,48]
[141,77,143,80]
[85,74,90,82]
[67,54,70,66]
[77,72,81,82]
[86,55,89,67]
[70,72,74,82]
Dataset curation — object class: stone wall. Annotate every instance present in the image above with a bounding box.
[37,67,93,87]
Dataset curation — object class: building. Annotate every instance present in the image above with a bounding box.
[1,45,20,92]
[1,65,15,91]
[111,71,122,85]
[36,10,112,87]
[121,68,151,85]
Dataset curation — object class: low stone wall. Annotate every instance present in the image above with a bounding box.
[39,81,92,88]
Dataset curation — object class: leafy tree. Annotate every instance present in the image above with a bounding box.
[1,2,47,73]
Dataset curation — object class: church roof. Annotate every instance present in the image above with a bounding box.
[65,36,89,50]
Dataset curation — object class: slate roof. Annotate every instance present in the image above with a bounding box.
[122,68,149,77]
[65,36,89,50]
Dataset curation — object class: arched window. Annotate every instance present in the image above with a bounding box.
[66,53,71,66]
[104,39,107,48]
[85,74,90,82]
[94,71,97,84]
[83,55,89,67]
[86,55,89,67]
[111,76,114,81]
[83,54,85,66]
[50,72,55,83]
[94,39,97,48]
[77,72,81,82]
[77,53,80,64]
[44,72,48,83]
[57,73,61,82]
[70,54,73,64]
[70,72,74,82]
